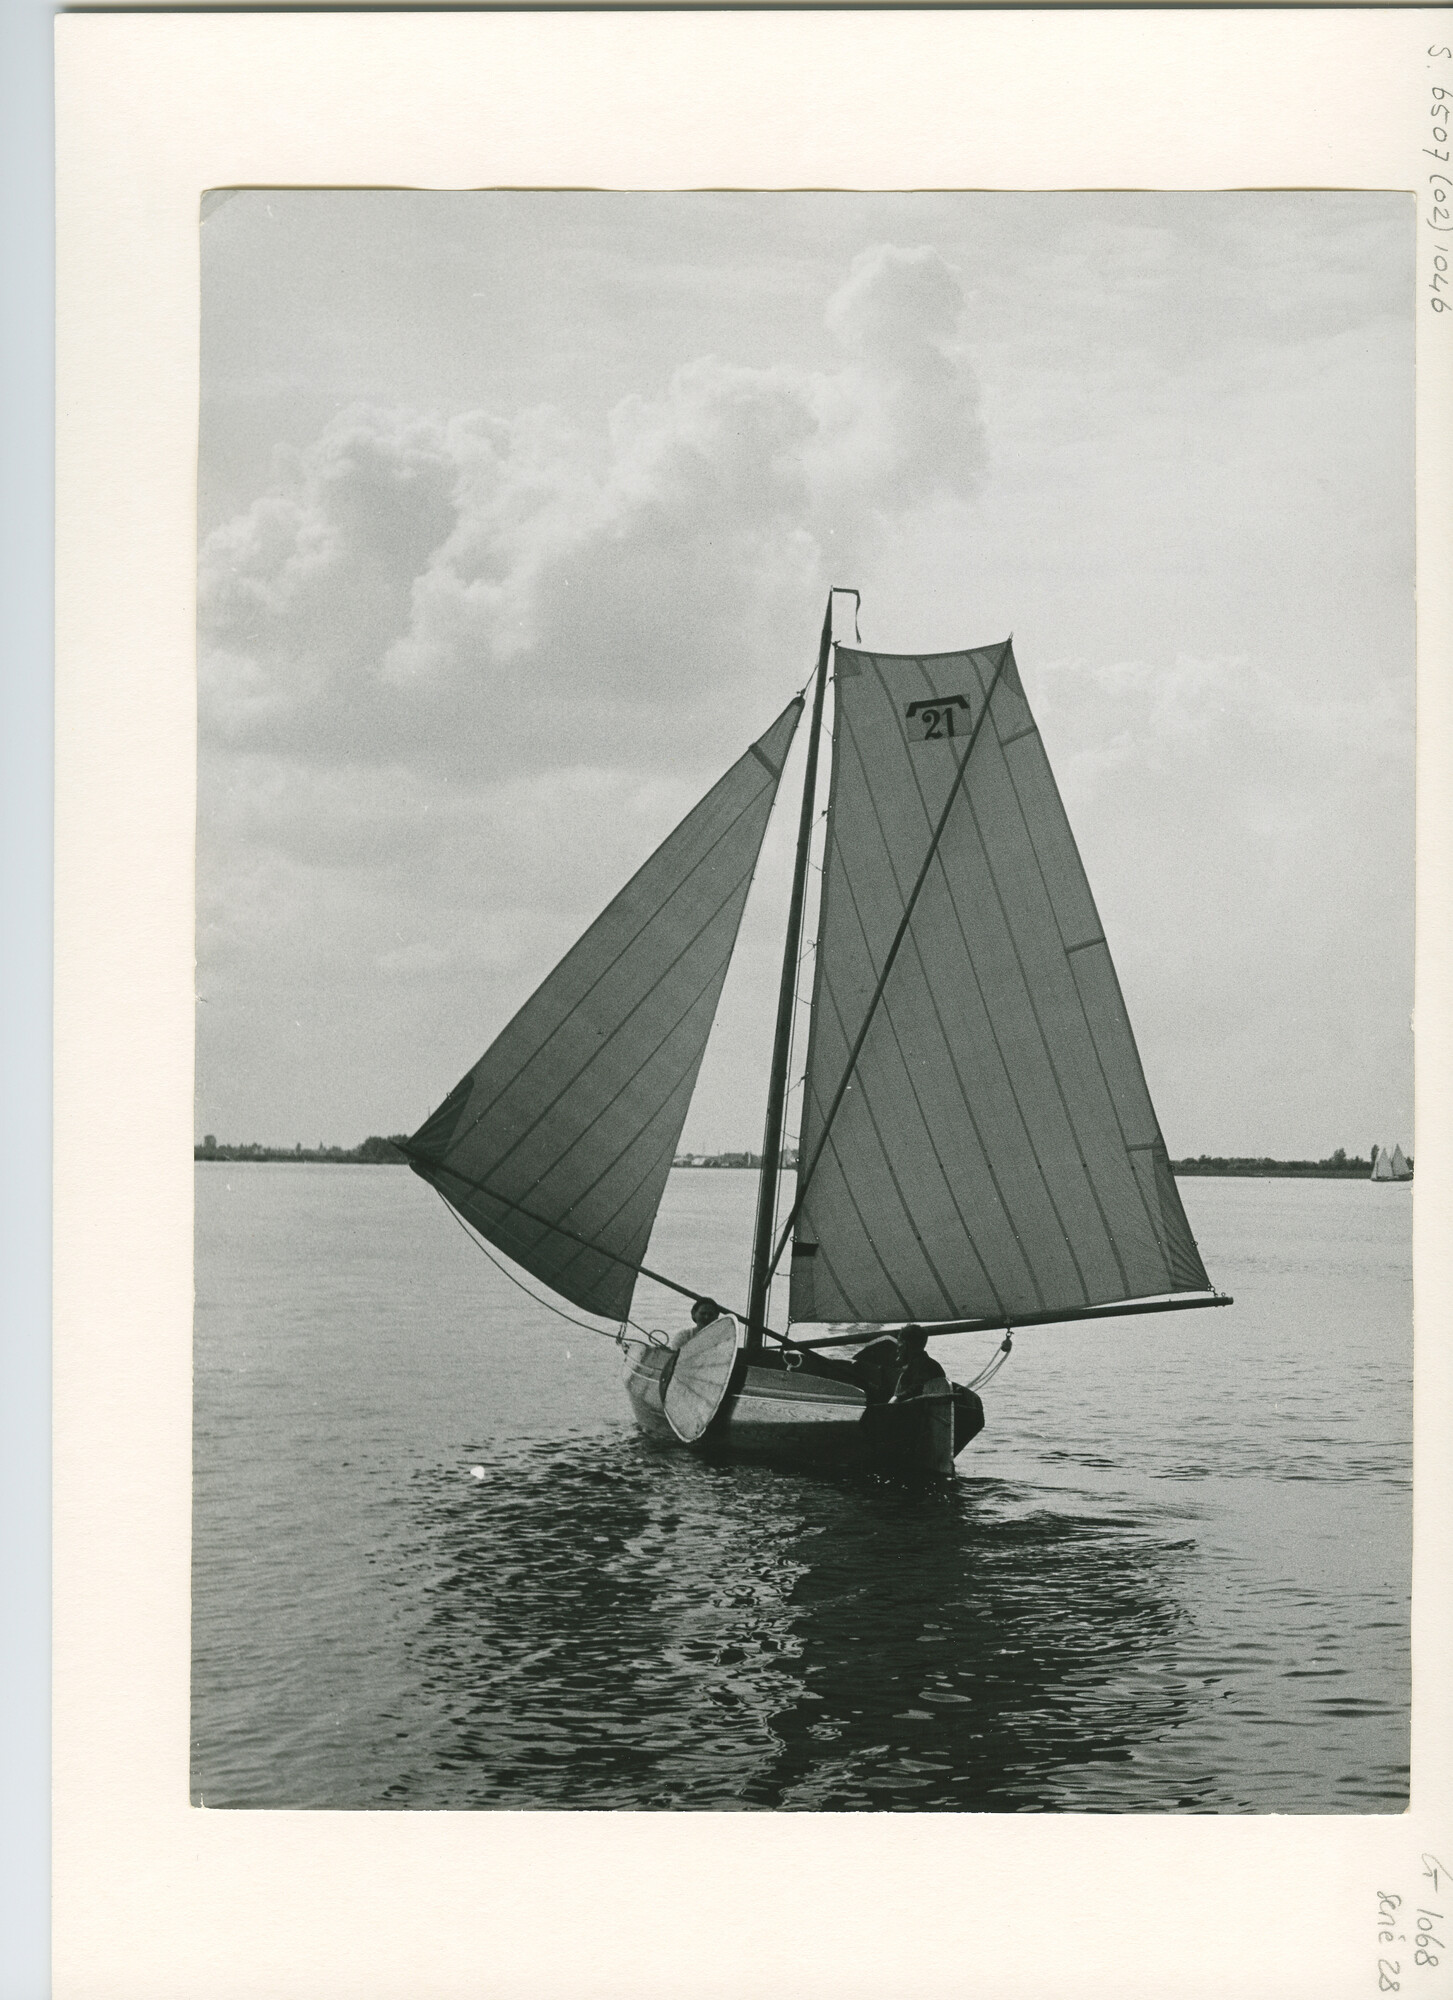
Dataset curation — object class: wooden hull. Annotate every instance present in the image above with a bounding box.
[623,1343,984,1477]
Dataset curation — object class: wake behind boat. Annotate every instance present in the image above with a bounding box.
[399,591,1229,1476]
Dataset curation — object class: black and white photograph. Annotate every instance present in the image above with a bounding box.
[189,189,1415,1816]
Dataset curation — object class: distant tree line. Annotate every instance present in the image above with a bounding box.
[1169,1149,1380,1178]
[672,1150,801,1169]
[195,1138,1390,1179]
[194,1134,411,1163]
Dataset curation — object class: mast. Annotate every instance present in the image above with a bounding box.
[744,592,840,1358]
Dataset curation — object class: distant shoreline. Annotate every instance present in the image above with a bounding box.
[1168,1158,1388,1178]
[194,1136,410,1165]
[194,1139,1402,1179]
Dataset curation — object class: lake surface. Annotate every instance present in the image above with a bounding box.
[193,1165,1411,1811]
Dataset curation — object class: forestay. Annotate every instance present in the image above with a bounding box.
[789,642,1208,1329]
[409,699,803,1320]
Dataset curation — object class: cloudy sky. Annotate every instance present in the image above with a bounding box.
[197,191,1414,1159]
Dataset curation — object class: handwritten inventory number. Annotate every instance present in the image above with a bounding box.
[1377,1855,1449,1990]
[1429,44,1452,312]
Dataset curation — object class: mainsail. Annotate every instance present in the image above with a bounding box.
[789,641,1209,1329]
[408,698,803,1320]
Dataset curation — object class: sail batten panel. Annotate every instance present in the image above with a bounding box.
[412,698,803,1319]
[1000,733,1104,949]
[792,644,1209,1329]
[482,911,745,1200]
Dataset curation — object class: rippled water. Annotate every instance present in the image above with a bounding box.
[192,1165,1410,1810]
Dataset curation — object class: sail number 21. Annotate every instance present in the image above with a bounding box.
[904,695,972,744]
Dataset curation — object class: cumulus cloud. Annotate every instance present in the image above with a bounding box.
[199,244,984,782]
[195,196,1415,1156]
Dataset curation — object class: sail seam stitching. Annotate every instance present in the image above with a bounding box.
[517,981,730,1278]
[444,792,768,1155]
[508,687,812,1310]
[769,640,1014,1287]
[542,1028,732,1289]
[881,651,1083,1310]
[889,647,1098,1303]
[546,1107,697,1294]
[797,983,920,1317]
[992,730,1181,1281]
[479,869,758,1193]
[810,963,962,1320]
[805,1123,918,1322]
[950,762,1124,1303]
[848,652,1063,1307]
[417,1156,702,1308]
[987,720,1208,1288]
[810,699,1017,1320]
[432,709,799,1160]
[934,661,1134,1301]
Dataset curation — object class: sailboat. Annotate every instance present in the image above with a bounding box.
[1371,1143,1412,1182]
[399,591,1229,1477]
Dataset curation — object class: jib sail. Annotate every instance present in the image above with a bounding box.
[408,698,803,1321]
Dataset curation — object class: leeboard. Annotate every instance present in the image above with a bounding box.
[662,1315,740,1443]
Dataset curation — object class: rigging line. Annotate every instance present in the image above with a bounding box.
[745,601,835,1354]
[765,638,1015,1287]
[844,660,1025,1318]
[768,818,813,1329]
[406,1140,793,1345]
[793,982,936,1322]
[433,1186,635,1340]
[801,696,1010,1319]
[768,694,833,1322]
[966,1333,1014,1392]
[401,1141,703,1303]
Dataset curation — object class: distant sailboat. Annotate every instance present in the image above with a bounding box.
[1372,1144,1412,1182]
[400,591,1229,1476]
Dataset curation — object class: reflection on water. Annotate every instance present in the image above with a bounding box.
[191,1166,1411,1812]
[397,1435,1198,1811]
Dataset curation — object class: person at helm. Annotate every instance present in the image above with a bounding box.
[891,1325,948,1401]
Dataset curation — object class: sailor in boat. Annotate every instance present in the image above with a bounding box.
[670,1297,724,1350]
[890,1326,950,1402]
[399,588,1231,1475]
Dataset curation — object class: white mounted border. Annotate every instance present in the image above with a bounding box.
[54,13,1453,2000]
